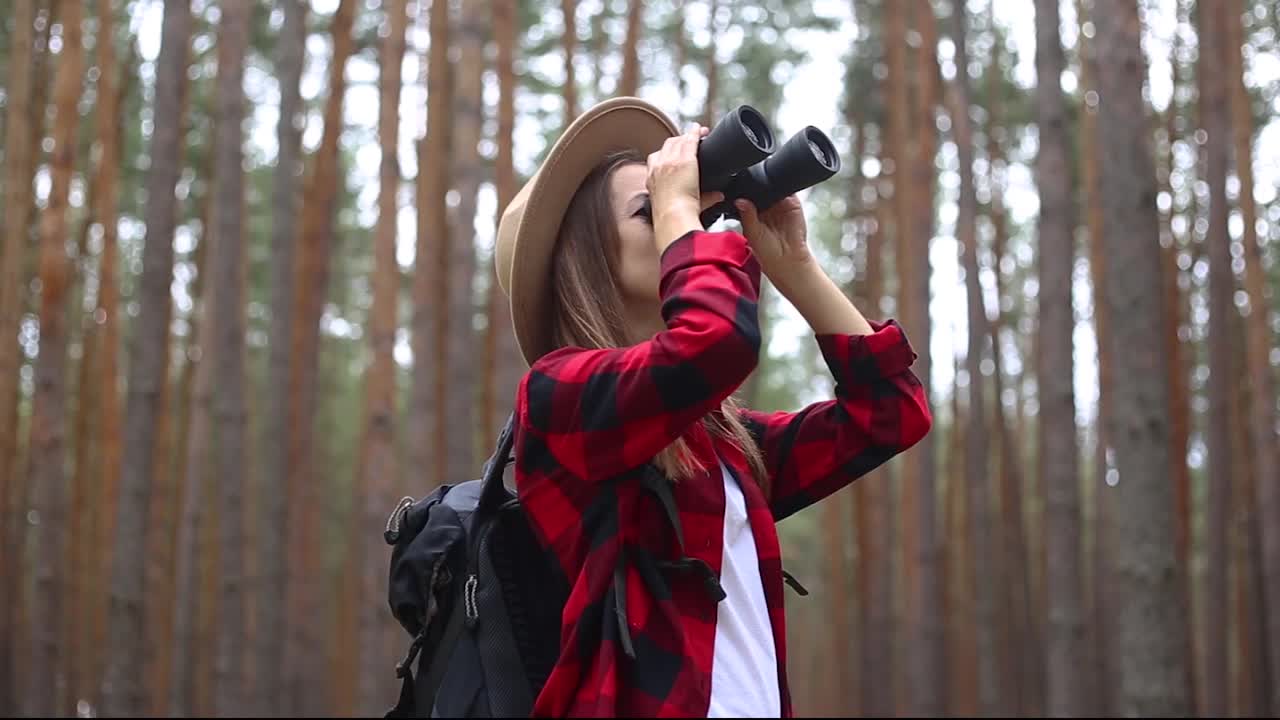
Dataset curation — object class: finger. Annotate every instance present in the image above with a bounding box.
[735,198,760,231]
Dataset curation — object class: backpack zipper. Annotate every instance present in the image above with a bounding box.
[384,495,415,544]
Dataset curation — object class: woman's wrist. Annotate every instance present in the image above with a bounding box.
[653,199,703,253]
[769,261,874,336]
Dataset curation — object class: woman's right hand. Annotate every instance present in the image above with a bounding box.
[647,125,720,252]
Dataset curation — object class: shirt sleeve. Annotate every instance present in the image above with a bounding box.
[739,319,933,521]
[516,229,763,481]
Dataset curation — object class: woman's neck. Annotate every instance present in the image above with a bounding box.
[624,302,667,344]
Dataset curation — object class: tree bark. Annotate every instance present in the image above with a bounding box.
[1092,1,1194,714]
[285,2,355,714]
[209,2,251,714]
[886,2,919,710]
[448,0,486,483]
[618,0,642,96]
[25,2,85,712]
[1199,2,1234,712]
[102,2,190,715]
[1225,5,1280,709]
[86,12,131,719]
[1229,310,1269,717]
[906,3,944,715]
[0,4,36,705]
[409,0,451,494]
[353,0,407,712]
[947,4,1004,714]
[699,0,719,128]
[856,196,894,718]
[482,0,524,442]
[1032,0,1091,715]
[946,350,977,717]
[1074,4,1118,712]
[170,192,212,718]
[261,2,307,714]
[986,112,1044,719]
[561,0,578,125]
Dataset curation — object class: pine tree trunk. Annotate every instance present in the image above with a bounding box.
[1160,0,1194,619]
[561,0,578,125]
[353,0,407,712]
[1092,2,1193,714]
[209,3,251,713]
[885,2,917,711]
[0,5,36,702]
[856,198,893,718]
[88,25,131,720]
[1074,5,1118,712]
[0,4,37,705]
[1199,2,1234,713]
[1032,0,1091,714]
[1225,5,1280,708]
[261,2,307,714]
[63,132,100,720]
[699,0,719,128]
[26,2,85,712]
[906,3,943,714]
[947,5,1003,714]
[285,2,354,714]
[170,193,212,718]
[618,0,642,96]
[946,355,978,717]
[986,121,1044,719]
[482,0,523,441]
[1153,7,1197,707]
[102,2,190,715]
[195,429,220,719]
[823,493,852,714]
[69,306,98,717]
[409,0,451,494]
[448,0,485,483]
[143,320,179,717]
[1229,310,1269,717]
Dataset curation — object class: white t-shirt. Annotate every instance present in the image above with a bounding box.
[707,459,782,718]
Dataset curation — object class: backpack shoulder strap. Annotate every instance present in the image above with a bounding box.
[476,413,517,519]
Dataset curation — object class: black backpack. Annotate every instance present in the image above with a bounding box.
[381,415,565,718]
[381,414,809,718]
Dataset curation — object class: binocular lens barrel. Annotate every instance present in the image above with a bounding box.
[696,105,843,227]
[697,105,775,192]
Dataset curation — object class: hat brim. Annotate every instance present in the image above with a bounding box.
[495,97,681,368]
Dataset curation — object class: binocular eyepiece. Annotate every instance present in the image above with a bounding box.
[697,105,842,227]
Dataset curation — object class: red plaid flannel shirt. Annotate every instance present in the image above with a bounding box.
[513,229,931,717]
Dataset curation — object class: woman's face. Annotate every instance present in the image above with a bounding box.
[609,162,662,310]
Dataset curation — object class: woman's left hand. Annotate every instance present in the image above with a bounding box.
[734,195,812,280]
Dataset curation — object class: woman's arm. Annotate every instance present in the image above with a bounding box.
[518,229,762,481]
[768,259,875,336]
[740,320,931,520]
[733,196,932,519]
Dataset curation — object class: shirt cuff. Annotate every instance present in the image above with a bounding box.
[815,319,918,386]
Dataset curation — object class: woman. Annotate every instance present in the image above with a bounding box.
[493,97,931,718]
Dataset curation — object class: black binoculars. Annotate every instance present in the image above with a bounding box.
[697,105,841,227]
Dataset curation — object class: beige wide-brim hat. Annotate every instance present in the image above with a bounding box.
[495,96,681,368]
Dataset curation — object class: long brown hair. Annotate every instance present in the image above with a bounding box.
[548,149,770,494]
